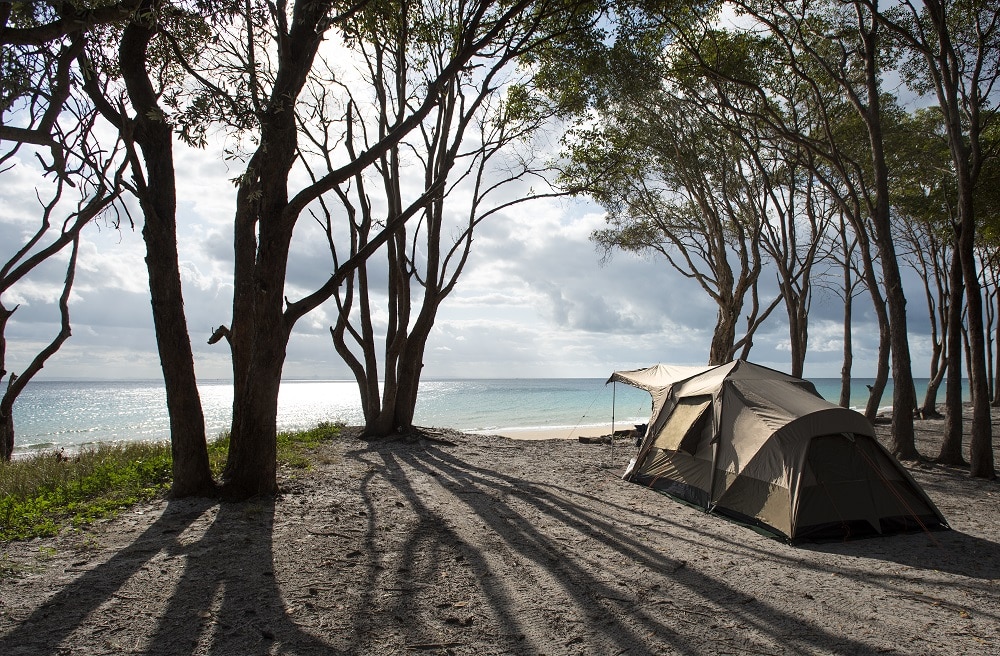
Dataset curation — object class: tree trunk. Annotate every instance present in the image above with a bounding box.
[392,350,424,433]
[143,211,215,497]
[921,352,946,419]
[785,285,808,379]
[852,7,919,457]
[838,218,855,408]
[120,7,214,497]
[840,291,853,409]
[866,318,891,421]
[0,405,12,462]
[860,249,891,421]
[222,344,282,498]
[938,245,966,465]
[994,285,1000,406]
[216,2,330,499]
[922,0,994,476]
[958,210,995,478]
[884,258,920,459]
[709,306,739,365]
[917,239,948,419]
[869,125,918,459]
[391,300,439,431]
[1,311,13,460]
[221,182,296,498]
[984,272,995,402]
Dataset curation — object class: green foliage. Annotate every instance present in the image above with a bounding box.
[529,1,721,117]
[0,442,173,542]
[977,117,1000,244]
[889,107,957,238]
[0,422,344,542]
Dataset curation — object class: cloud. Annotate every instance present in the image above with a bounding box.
[1,128,941,383]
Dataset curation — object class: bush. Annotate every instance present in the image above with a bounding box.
[0,442,172,542]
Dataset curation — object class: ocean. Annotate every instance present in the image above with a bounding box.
[7,377,960,456]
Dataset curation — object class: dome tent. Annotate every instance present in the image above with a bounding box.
[611,360,948,542]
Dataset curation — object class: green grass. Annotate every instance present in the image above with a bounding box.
[0,422,343,543]
[277,421,344,469]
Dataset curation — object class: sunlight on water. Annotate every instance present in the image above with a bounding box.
[11,380,367,454]
[276,381,365,430]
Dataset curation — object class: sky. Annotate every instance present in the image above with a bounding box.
[0,126,941,384]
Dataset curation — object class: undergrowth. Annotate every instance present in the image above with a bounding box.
[0,422,343,543]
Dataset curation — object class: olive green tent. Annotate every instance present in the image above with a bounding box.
[611,360,948,541]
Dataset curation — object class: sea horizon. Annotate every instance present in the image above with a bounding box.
[8,376,968,457]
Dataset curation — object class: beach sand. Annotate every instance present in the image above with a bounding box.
[1,408,998,655]
[489,423,625,441]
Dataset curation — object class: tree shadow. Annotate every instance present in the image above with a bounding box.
[801,528,1000,580]
[0,498,213,655]
[341,438,888,655]
[0,497,338,656]
[139,497,335,656]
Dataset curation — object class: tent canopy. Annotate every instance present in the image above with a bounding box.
[612,360,948,541]
[607,364,714,422]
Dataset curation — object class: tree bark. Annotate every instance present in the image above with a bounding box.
[957,205,995,477]
[120,4,214,497]
[921,349,946,418]
[1,369,14,461]
[787,295,808,379]
[222,166,297,498]
[709,308,739,366]
[858,230,891,422]
[837,217,856,408]
[938,245,966,465]
[994,284,1000,406]
[918,0,994,476]
[1,309,13,460]
[0,414,11,462]
[839,310,854,411]
[861,25,918,458]
[219,1,327,498]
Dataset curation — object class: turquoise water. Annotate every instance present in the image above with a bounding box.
[8,377,961,455]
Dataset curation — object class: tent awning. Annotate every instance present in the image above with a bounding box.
[607,363,715,392]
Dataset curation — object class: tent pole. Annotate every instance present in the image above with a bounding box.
[610,381,616,467]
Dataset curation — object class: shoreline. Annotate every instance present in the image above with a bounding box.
[478,423,629,441]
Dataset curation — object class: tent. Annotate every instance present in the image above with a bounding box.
[610,360,948,541]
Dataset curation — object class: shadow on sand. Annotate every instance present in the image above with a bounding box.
[0,498,336,656]
[802,527,1000,580]
[2,433,995,655]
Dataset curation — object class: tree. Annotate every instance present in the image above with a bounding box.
[1,1,128,460]
[80,0,218,496]
[678,1,920,456]
[0,186,120,460]
[565,86,782,365]
[315,1,574,436]
[752,135,828,379]
[879,0,998,477]
[3,0,217,492]
[973,119,1000,406]
[891,108,957,420]
[172,0,563,499]
[979,247,998,404]
[824,209,868,408]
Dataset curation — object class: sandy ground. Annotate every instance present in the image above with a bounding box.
[1,410,998,656]
[480,424,622,441]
